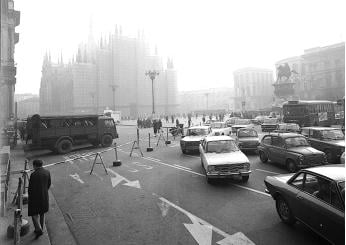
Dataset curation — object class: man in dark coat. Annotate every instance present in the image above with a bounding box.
[28,159,51,238]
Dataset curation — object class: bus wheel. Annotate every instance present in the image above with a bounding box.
[101,135,113,147]
[57,139,73,154]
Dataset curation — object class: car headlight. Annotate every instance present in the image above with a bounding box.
[298,155,304,163]
[207,166,215,172]
[243,162,250,170]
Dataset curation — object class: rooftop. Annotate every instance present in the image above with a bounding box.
[305,164,345,181]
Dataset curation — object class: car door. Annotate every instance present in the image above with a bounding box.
[295,174,344,244]
[270,136,286,165]
[309,130,322,150]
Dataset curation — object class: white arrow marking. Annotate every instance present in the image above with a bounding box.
[131,162,153,170]
[107,168,141,189]
[69,173,84,184]
[157,199,170,217]
[184,213,213,245]
[159,197,255,245]
[217,232,255,245]
[111,176,125,187]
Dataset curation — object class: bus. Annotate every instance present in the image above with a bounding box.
[283,100,335,127]
[25,114,118,154]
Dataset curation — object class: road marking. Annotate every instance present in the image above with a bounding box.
[83,170,104,180]
[69,173,84,184]
[184,212,213,245]
[255,169,280,175]
[157,199,170,217]
[107,168,141,189]
[159,197,255,245]
[122,165,139,173]
[173,164,192,170]
[131,162,153,170]
[145,156,162,162]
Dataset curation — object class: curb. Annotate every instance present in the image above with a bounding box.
[46,190,77,245]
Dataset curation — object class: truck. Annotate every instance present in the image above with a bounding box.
[25,114,119,154]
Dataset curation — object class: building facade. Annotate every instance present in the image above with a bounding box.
[233,68,274,111]
[0,0,20,130]
[40,27,178,118]
[275,42,345,101]
[179,88,235,114]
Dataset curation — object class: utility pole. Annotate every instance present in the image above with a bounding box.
[109,84,118,111]
[145,70,159,116]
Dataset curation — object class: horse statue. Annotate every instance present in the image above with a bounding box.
[276,63,298,83]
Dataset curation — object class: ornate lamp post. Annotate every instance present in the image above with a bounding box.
[145,70,159,115]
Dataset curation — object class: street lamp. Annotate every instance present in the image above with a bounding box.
[145,70,159,115]
[109,84,118,111]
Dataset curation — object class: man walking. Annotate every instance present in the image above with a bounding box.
[28,159,51,239]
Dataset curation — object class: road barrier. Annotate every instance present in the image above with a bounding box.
[146,133,153,152]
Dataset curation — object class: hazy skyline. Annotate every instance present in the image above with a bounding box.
[14,0,345,94]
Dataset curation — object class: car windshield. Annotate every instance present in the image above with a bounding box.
[338,181,345,202]
[321,129,345,140]
[211,123,225,129]
[285,137,310,147]
[280,124,299,130]
[187,128,209,136]
[238,129,258,137]
[263,118,278,123]
[234,119,250,125]
[207,140,238,153]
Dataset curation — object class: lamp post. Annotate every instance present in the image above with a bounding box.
[145,70,159,115]
[109,84,118,111]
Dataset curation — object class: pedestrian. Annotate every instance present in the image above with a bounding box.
[28,159,51,239]
[153,119,158,137]
[171,115,174,124]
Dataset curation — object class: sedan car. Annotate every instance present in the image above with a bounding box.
[180,126,211,154]
[235,128,260,152]
[301,127,345,164]
[261,118,279,132]
[231,119,254,134]
[199,136,251,183]
[210,122,232,136]
[275,123,301,133]
[264,164,345,245]
[257,133,328,172]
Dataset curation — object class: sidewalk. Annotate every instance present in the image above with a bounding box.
[0,140,76,245]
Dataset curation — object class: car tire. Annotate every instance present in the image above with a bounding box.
[101,134,113,147]
[276,196,296,225]
[241,176,249,182]
[259,151,268,163]
[56,139,73,154]
[324,149,334,163]
[286,159,297,173]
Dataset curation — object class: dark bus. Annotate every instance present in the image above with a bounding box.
[25,114,118,154]
[283,100,335,127]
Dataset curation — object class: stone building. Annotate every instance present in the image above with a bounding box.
[40,27,178,118]
[0,0,20,129]
[275,42,345,101]
[233,68,274,111]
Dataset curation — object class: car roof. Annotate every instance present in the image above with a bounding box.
[264,132,303,138]
[301,127,340,131]
[188,126,210,130]
[205,135,234,142]
[304,164,345,181]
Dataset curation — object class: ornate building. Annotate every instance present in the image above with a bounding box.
[233,68,274,111]
[275,42,345,102]
[40,26,178,118]
[0,0,20,130]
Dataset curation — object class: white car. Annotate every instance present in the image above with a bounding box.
[231,119,255,134]
[210,122,232,136]
[199,136,251,184]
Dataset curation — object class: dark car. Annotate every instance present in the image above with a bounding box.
[301,127,345,164]
[180,126,211,154]
[235,128,260,152]
[261,118,279,132]
[264,165,345,245]
[257,133,327,172]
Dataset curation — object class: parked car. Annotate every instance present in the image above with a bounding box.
[199,136,251,183]
[203,119,217,127]
[235,128,260,152]
[261,118,279,132]
[180,126,211,154]
[274,123,301,133]
[341,152,345,164]
[231,119,254,134]
[264,164,345,245]
[257,132,328,172]
[210,122,231,136]
[224,117,240,127]
[301,127,345,164]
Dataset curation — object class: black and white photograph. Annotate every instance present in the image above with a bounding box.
[0,0,345,244]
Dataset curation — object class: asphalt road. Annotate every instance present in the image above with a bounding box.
[27,124,330,245]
